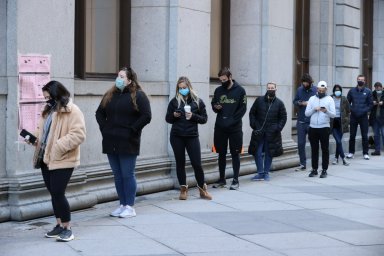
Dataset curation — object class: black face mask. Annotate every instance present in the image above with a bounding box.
[221,80,231,88]
[357,81,365,87]
[46,98,56,108]
[267,90,276,97]
[318,92,326,98]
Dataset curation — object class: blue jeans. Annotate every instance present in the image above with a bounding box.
[373,121,384,152]
[332,127,345,159]
[254,137,272,174]
[296,121,310,167]
[107,154,137,206]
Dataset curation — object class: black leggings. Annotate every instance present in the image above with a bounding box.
[41,163,74,222]
[170,135,205,188]
[218,152,240,181]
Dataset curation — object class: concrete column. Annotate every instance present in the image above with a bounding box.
[309,0,336,85]
[230,0,298,171]
[334,0,362,87]
[2,0,96,222]
[373,0,384,83]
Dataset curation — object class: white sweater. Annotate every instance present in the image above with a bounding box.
[305,95,336,128]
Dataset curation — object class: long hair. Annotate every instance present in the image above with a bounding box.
[175,76,199,108]
[333,84,343,96]
[101,67,143,111]
[42,80,70,118]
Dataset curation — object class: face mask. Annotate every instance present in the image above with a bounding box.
[334,91,342,97]
[46,98,56,108]
[267,90,275,97]
[221,80,231,88]
[179,88,190,96]
[376,90,382,94]
[115,78,126,91]
[318,92,326,98]
[357,81,365,87]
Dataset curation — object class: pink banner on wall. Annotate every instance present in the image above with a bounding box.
[19,74,50,102]
[18,54,51,136]
[18,55,51,73]
[18,103,45,132]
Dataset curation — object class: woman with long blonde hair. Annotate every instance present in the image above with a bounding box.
[165,76,212,200]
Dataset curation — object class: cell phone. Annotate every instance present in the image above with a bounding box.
[320,107,326,109]
[19,129,37,144]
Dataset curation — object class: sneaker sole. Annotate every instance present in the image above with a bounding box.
[212,185,227,188]
[56,234,74,242]
[45,234,60,238]
[119,214,136,218]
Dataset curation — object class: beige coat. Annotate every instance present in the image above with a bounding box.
[35,100,86,170]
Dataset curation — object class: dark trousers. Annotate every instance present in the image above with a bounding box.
[349,115,369,155]
[308,127,330,170]
[170,135,205,188]
[214,129,242,181]
[218,152,240,181]
[41,163,74,222]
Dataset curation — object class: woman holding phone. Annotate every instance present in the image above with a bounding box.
[31,80,86,242]
[165,76,212,200]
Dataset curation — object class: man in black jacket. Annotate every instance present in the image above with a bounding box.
[346,74,373,160]
[248,82,287,181]
[211,67,247,190]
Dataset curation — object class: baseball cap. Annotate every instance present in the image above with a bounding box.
[317,81,327,88]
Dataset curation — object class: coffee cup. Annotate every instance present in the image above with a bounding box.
[184,105,191,120]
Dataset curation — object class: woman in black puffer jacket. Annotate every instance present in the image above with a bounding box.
[166,76,212,201]
[248,82,287,181]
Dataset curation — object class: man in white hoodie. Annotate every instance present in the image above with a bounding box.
[305,81,336,178]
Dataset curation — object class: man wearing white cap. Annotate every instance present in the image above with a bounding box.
[305,81,336,178]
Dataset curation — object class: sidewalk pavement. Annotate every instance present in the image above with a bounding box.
[1,153,384,256]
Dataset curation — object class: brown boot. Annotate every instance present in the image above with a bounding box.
[198,184,212,200]
[179,185,188,200]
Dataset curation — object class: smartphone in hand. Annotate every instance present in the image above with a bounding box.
[19,129,37,144]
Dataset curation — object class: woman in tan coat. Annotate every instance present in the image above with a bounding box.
[33,80,86,242]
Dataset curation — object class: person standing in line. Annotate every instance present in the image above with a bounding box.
[211,67,247,190]
[248,82,287,181]
[96,67,151,218]
[165,76,212,200]
[331,84,351,166]
[29,81,86,242]
[369,82,384,155]
[305,81,336,178]
[292,73,317,171]
[346,74,373,160]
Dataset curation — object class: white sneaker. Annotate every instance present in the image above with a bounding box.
[110,205,124,217]
[346,153,354,159]
[119,205,136,218]
[363,154,370,160]
[332,158,338,165]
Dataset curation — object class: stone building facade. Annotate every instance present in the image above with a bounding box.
[0,0,383,221]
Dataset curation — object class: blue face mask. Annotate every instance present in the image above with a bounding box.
[335,91,342,97]
[179,88,190,96]
[115,78,125,91]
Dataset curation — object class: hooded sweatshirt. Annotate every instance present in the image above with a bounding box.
[305,94,336,128]
[211,80,247,132]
